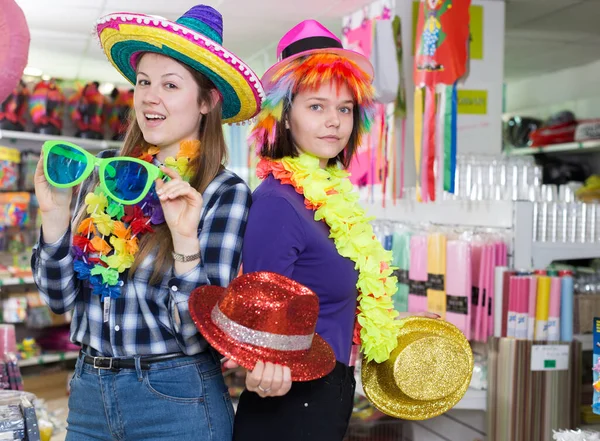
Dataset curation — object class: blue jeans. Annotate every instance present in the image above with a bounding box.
[66,350,234,441]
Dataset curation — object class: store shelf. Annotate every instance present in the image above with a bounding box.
[531,242,600,268]
[453,388,487,411]
[363,199,515,229]
[0,276,35,287]
[506,139,600,156]
[0,129,122,151]
[18,351,79,367]
[574,333,593,351]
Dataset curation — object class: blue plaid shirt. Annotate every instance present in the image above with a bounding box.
[32,162,251,357]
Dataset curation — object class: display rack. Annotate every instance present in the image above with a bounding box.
[18,351,79,368]
[0,129,122,152]
[364,199,600,269]
[506,140,600,156]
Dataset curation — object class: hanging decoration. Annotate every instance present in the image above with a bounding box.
[413,0,470,201]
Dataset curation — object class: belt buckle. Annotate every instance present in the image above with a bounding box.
[93,356,113,370]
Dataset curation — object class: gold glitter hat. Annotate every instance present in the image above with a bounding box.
[362,317,473,420]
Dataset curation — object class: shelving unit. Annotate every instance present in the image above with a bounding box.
[506,139,600,156]
[0,276,35,287]
[364,199,600,269]
[0,129,122,152]
[18,351,79,368]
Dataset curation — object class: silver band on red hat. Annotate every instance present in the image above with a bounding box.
[211,304,314,351]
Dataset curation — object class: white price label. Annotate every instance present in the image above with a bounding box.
[530,345,569,371]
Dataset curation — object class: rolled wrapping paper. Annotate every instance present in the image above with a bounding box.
[445,240,472,339]
[475,244,490,341]
[408,235,428,313]
[560,276,574,342]
[535,276,551,341]
[0,325,17,356]
[527,276,538,340]
[490,242,507,337]
[515,278,529,339]
[470,243,483,340]
[391,232,412,313]
[427,233,447,319]
[547,277,562,341]
[501,270,515,337]
[507,276,518,338]
[494,266,508,337]
[485,244,497,340]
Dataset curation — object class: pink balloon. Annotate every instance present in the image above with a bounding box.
[0,0,30,104]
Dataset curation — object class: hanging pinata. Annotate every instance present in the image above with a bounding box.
[413,0,470,202]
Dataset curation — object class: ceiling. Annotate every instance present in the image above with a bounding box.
[14,0,374,87]
[13,0,600,86]
[504,0,600,82]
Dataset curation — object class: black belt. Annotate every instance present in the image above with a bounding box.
[82,352,186,370]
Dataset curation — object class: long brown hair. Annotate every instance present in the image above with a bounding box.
[75,59,227,285]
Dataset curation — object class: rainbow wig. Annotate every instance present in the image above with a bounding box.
[249,53,376,156]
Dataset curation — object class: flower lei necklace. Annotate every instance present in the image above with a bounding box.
[256,153,400,363]
[72,140,199,299]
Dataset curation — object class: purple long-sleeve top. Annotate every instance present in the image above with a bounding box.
[242,175,359,364]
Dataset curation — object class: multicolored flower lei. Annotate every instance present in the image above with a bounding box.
[72,140,199,299]
[256,153,401,363]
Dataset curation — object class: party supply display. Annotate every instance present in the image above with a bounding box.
[70,141,197,301]
[96,5,264,125]
[0,147,20,191]
[0,0,30,105]
[190,271,336,381]
[107,87,134,141]
[0,80,29,131]
[361,316,473,420]
[43,141,166,205]
[68,82,106,140]
[29,79,64,135]
[256,153,400,363]
[375,221,509,342]
[413,0,471,201]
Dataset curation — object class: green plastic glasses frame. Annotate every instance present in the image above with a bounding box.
[42,140,166,205]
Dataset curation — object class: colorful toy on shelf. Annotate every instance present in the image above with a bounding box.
[0,80,29,131]
[69,81,106,140]
[0,147,20,191]
[107,87,133,140]
[29,79,65,135]
[0,193,30,228]
[17,339,40,361]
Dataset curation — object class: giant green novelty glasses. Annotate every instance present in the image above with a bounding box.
[43,141,166,205]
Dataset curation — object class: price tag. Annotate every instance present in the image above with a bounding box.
[103,298,111,323]
[531,345,569,371]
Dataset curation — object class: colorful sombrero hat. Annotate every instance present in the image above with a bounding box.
[96,5,264,124]
[0,0,30,104]
[189,271,336,381]
[362,317,474,420]
[260,19,373,92]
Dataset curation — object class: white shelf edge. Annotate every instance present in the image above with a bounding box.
[0,129,122,151]
[18,351,79,367]
[452,388,487,411]
[531,242,600,268]
[0,276,35,287]
[362,199,515,229]
[506,139,600,156]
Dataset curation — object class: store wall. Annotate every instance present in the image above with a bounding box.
[504,58,600,120]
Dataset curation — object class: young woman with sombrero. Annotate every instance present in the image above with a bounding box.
[31,5,263,440]
[228,20,438,441]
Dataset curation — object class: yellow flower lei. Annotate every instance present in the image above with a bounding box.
[257,153,401,363]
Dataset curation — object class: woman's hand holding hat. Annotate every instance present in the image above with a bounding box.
[246,361,292,398]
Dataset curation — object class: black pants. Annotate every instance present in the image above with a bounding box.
[233,362,356,441]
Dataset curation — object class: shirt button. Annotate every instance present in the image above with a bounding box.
[171,285,178,292]
[115,325,120,331]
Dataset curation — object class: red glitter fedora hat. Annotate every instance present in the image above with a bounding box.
[189,271,336,381]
